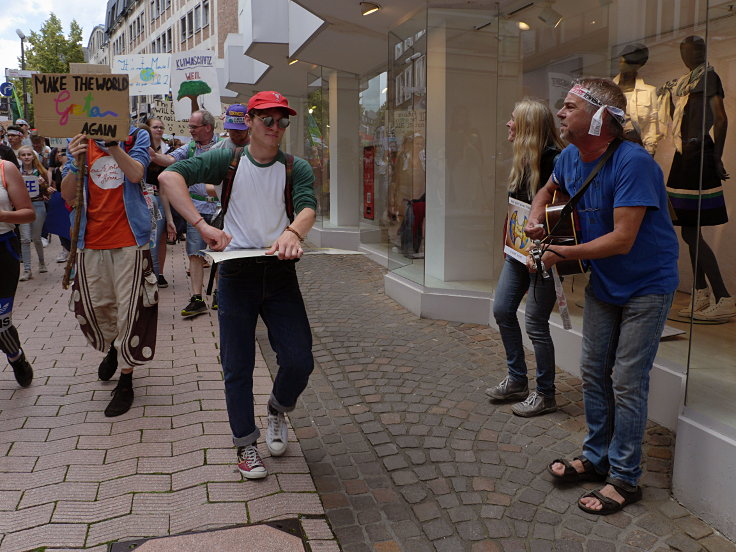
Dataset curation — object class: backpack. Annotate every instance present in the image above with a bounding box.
[210,147,295,230]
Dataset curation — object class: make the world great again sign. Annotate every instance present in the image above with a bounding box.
[32,73,130,141]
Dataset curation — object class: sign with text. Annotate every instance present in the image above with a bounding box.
[113,54,171,96]
[151,98,189,138]
[170,50,221,120]
[31,73,130,141]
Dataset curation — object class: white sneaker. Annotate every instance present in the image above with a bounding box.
[41,237,49,247]
[236,445,268,479]
[19,271,32,281]
[39,264,48,273]
[678,288,711,317]
[56,251,69,263]
[266,408,288,457]
[693,297,736,321]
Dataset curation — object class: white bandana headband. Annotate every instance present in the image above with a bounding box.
[569,84,626,136]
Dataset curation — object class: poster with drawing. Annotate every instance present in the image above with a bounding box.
[170,50,221,120]
[504,197,534,262]
[112,54,172,96]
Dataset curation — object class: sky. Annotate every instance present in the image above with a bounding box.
[0,0,107,76]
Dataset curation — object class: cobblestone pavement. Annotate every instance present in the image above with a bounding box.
[0,242,338,552]
[255,253,736,552]
[2,241,736,552]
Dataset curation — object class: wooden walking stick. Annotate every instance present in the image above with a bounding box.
[62,152,86,289]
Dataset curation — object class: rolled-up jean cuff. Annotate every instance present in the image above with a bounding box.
[232,428,260,448]
[269,393,296,413]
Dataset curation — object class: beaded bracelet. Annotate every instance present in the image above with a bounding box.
[284,225,305,242]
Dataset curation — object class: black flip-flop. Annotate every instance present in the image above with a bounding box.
[547,456,606,483]
[578,481,642,515]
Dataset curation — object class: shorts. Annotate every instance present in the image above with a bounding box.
[186,213,214,257]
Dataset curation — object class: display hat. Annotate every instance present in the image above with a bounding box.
[224,104,249,130]
[246,91,297,116]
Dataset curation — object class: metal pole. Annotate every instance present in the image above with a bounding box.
[20,37,27,119]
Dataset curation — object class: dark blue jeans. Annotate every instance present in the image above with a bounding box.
[493,256,557,396]
[218,258,314,447]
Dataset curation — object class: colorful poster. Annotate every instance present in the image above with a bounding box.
[170,50,221,120]
[503,198,534,262]
[112,54,172,96]
[363,146,375,220]
[31,73,130,141]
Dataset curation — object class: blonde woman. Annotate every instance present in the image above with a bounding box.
[17,145,49,280]
[486,99,565,417]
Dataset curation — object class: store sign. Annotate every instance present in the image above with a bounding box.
[363,146,375,220]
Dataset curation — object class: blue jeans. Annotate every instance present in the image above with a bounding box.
[493,256,557,396]
[19,201,47,272]
[580,285,673,487]
[218,258,314,447]
[186,212,213,258]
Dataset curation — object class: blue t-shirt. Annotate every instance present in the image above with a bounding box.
[552,141,679,305]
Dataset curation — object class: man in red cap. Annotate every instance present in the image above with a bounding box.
[159,91,317,481]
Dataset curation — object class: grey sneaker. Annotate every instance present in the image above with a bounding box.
[511,391,557,417]
[266,406,288,457]
[485,376,529,401]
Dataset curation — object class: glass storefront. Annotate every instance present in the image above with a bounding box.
[366,0,735,430]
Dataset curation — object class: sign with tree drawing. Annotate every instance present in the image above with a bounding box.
[170,50,221,120]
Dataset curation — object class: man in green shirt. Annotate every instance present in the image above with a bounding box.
[159,91,317,480]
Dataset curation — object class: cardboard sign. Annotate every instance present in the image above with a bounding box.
[31,73,130,141]
[170,50,221,120]
[151,98,190,138]
[69,63,111,75]
[503,197,534,262]
[113,55,171,96]
[23,175,40,197]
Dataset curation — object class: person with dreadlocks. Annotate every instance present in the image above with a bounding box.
[485,98,565,418]
[525,78,679,515]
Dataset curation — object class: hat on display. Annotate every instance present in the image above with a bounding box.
[247,91,297,116]
[224,104,249,130]
[15,119,29,126]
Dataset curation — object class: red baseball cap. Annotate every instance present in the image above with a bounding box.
[247,91,297,116]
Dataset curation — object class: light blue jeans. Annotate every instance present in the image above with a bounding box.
[19,201,47,272]
[492,256,557,396]
[580,284,673,487]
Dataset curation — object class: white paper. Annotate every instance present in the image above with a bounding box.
[202,248,365,264]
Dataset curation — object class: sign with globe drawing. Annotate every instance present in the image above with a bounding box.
[112,54,172,96]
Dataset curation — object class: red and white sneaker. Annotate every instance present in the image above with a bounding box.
[236,445,268,479]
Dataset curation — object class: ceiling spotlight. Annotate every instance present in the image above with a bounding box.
[288,58,299,65]
[518,21,531,30]
[360,2,380,16]
[538,4,563,27]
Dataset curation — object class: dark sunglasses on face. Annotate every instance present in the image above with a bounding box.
[254,114,290,129]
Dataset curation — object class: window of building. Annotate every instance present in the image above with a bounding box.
[194,5,201,32]
[187,10,194,37]
[166,27,172,51]
[180,16,186,42]
[202,0,209,27]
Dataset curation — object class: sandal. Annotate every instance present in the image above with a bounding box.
[578,479,642,515]
[547,456,606,483]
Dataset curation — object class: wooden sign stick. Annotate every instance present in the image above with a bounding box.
[62,153,87,289]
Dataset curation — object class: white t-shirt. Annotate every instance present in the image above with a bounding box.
[0,161,16,234]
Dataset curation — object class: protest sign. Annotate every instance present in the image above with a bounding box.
[113,54,172,96]
[69,63,111,75]
[170,50,221,120]
[32,73,130,141]
[151,98,189,138]
[503,197,534,263]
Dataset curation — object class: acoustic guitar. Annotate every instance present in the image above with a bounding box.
[542,190,587,276]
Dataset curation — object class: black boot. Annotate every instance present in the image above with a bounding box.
[10,351,33,388]
[98,346,118,381]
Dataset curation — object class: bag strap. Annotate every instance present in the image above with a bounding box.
[188,140,197,159]
[219,146,244,216]
[284,152,295,223]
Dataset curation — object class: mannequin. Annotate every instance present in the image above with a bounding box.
[660,36,732,321]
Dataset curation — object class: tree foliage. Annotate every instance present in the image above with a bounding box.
[22,13,85,74]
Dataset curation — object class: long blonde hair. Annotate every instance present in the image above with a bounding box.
[17,145,47,175]
[507,99,565,197]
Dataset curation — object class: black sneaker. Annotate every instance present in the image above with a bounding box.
[10,352,33,388]
[98,346,118,381]
[211,290,218,311]
[485,376,529,401]
[104,383,134,417]
[157,274,169,288]
[181,294,207,318]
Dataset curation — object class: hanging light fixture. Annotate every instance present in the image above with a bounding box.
[360,2,380,16]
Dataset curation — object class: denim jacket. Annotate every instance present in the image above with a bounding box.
[63,127,152,249]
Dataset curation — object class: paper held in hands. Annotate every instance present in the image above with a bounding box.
[202,248,365,264]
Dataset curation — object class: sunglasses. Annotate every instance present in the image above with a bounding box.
[253,114,290,129]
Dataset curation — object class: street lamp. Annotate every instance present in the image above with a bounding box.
[16,28,27,119]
